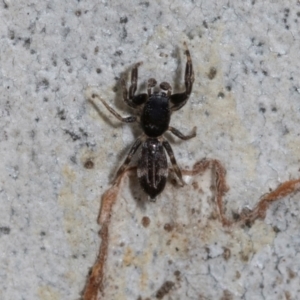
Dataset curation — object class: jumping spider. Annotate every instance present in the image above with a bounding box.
[92,43,196,199]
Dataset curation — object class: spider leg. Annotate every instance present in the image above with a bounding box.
[92,93,137,123]
[122,62,148,108]
[170,42,194,111]
[113,137,143,182]
[168,126,197,140]
[162,139,184,186]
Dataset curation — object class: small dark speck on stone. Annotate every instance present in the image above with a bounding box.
[222,247,231,261]
[141,216,150,227]
[96,68,102,74]
[218,92,225,98]
[62,27,70,38]
[40,231,46,236]
[143,27,147,31]
[9,30,15,40]
[57,108,66,120]
[81,53,87,60]
[70,156,77,164]
[84,159,94,169]
[0,227,11,235]
[164,223,173,232]
[156,281,175,299]
[226,85,232,91]
[139,1,150,7]
[284,8,290,15]
[259,283,264,289]
[174,270,181,277]
[64,59,71,66]
[75,10,81,17]
[285,25,290,30]
[52,55,57,66]
[23,38,31,49]
[114,50,123,56]
[208,67,217,80]
[297,12,300,17]
[65,129,81,141]
[283,126,289,135]
[221,290,234,300]
[203,20,208,28]
[94,46,99,54]
[79,127,88,137]
[262,70,268,76]
[232,211,240,221]
[271,107,277,112]
[120,16,128,23]
[259,107,266,113]
[37,78,49,91]
[120,27,127,39]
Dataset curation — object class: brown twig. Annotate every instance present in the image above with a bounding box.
[83,160,300,299]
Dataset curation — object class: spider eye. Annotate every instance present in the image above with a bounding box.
[159,82,171,91]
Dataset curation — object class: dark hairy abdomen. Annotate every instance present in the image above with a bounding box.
[140,94,170,137]
[137,139,168,199]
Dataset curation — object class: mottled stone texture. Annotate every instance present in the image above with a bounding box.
[1,1,300,299]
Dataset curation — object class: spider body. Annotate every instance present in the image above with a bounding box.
[92,43,196,199]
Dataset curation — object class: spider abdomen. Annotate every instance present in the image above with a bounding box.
[137,139,168,199]
[140,94,170,137]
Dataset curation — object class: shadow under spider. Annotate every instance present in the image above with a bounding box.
[82,158,300,300]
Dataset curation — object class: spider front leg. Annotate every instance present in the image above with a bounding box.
[91,93,137,123]
[162,139,184,186]
[122,62,148,108]
[168,126,197,140]
[170,42,194,111]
